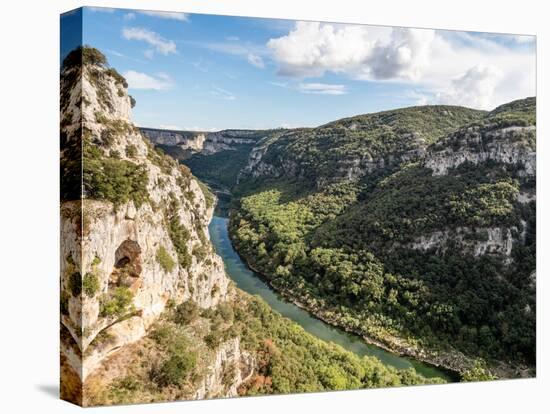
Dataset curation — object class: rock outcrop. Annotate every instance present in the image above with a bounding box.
[194,337,256,399]
[424,125,536,177]
[139,127,207,149]
[140,127,262,155]
[236,106,485,188]
[60,49,252,402]
[406,226,516,259]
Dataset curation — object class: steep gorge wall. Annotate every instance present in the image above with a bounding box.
[237,101,536,262]
[141,128,260,155]
[424,125,536,177]
[60,52,252,402]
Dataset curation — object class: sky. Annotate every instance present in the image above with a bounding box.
[61,6,536,131]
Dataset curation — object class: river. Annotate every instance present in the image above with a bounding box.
[208,215,457,382]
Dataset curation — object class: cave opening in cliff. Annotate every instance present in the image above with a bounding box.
[110,239,142,287]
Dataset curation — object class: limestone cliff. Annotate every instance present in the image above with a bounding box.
[237,107,485,188]
[141,127,262,155]
[60,48,252,404]
[424,125,535,177]
[237,100,535,260]
[415,98,536,256]
[193,337,255,400]
[139,127,208,150]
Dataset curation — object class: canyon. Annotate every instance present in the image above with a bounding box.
[61,47,445,407]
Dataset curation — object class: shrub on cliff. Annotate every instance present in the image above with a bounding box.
[173,300,199,325]
[125,144,138,158]
[99,287,134,317]
[150,351,197,388]
[105,67,128,88]
[191,244,209,263]
[83,272,101,297]
[156,246,176,273]
[83,144,149,208]
[60,291,70,315]
[197,181,215,209]
[62,45,106,70]
[167,215,192,269]
[460,360,497,382]
[204,329,223,349]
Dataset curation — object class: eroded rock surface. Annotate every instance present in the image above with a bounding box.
[60,52,251,398]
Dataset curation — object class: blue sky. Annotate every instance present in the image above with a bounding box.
[61,7,535,131]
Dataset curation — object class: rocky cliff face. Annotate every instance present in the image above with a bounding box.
[236,107,486,188]
[415,100,536,256]
[60,49,252,403]
[237,101,535,260]
[405,226,516,259]
[139,128,207,150]
[193,337,255,399]
[238,145,270,181]
[141,128,261,155]
[244,124,531,187]
[424,125,536,177]
[201,130,259,154]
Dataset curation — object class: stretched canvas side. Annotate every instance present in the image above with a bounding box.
[60,7,84,406]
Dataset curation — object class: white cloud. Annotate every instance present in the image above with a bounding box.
[247,53,265,68]
[122,27,177,55]
[399,89,432,106]
[267,22,384,78]
[267,21,535,109]
[123,13,135,21]
[416,95,429,106]
[297,83,347,95]
[365,28,435,81]
[186,40,267,68]
[436,64,503,110]
[105,49,125,58]
[139,11,189,21]
[268,81,288,88]
[267,22,435,81]
[270,81,347,96]
[123,71,174,90]
[210,85,236,101]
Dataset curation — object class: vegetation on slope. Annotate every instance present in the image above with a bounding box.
[229,99,536,374]
[84,292,440,405]
[183,146,255,189]
[180,130,285,191]
[82,133,149,208]
[61,47,152,207]
[242,106,486,189]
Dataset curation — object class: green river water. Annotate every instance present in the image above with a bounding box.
[208,215,457,382]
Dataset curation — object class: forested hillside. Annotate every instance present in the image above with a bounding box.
[230,99,536,377]
[85,291,440,405]
[235,106,485,190]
